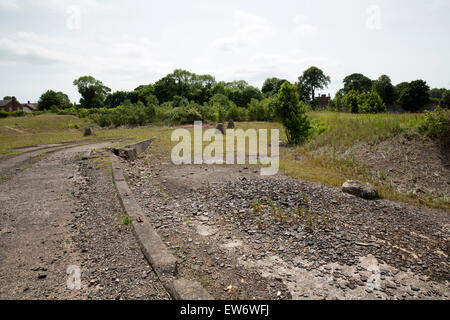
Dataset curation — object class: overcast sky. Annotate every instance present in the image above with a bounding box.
[1,0,449,102]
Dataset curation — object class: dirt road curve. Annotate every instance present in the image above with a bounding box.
[0,143,168,300]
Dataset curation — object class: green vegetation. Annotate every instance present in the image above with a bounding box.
[38,90,71,110]
[274,82,311,144]
[297,66,331,104]
[121,215,132,226]
[419,106,450,141]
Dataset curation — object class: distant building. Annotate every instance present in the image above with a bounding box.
[22,101,39,113]
[0,97,24,112]
[317,94,331,108]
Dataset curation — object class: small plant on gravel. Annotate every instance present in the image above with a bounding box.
[182,216,192,226]
[121,215,132,226]
[251,200,265,229]
[0,176,9,184]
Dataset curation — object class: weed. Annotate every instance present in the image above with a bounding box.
[121,215,132,226]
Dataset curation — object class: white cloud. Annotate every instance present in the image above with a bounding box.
[212,10,273,52]
[0,32,171,89]
[292,13,318,37]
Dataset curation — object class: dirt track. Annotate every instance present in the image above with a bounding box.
[0,143,168,300]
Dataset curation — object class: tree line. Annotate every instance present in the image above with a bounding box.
[33,67,448,116]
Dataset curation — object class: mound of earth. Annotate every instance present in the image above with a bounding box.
[344,133,449,204]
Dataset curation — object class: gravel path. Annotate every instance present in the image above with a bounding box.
[0,143,168,300]
[123,152,450,300]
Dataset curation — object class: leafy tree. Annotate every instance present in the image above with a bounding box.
[153,70,215,104]
[262,78,287,97]
[105,91,128,108]
[357,91,386,113]
[442,90,450,107]
[73,76,111,108]
[274,82,311,144]
[342,90,360,113]
[373,75,396,104]
[226,105,240,121]
[343,73,372,94]
[430,88,446,100]
[397,80,430,112]
[209,93,232,109]
[227,85,263,108]
[227,80,249,90]
[296,82,312,103]
[38,90,71,110]
[3,96,12,100]
[298,67,331,103]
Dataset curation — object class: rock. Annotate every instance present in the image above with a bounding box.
[84,127,95,137]
[216,123,225,135]
[342,180,378,200]
[227,120,235,129]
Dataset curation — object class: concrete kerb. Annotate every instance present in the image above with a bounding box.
[109,154,214,300]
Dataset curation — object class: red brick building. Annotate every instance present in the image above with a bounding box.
[317,94,331,108]
[0,97,24,112]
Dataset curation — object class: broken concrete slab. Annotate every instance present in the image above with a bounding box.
[113,139,153,161]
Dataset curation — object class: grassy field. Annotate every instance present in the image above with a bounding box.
[1,112,447,210]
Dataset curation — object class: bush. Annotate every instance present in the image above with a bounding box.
[342,90,359,113]
[275,82,311,144]
[357,91,386,113]
[419,106,450,141]
[11,110,27,117]
[0,111,8,118]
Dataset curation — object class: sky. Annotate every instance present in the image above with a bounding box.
[0,0,449,103]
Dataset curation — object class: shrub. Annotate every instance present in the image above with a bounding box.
[226,105,240,121]
[357,91,386,113]
[419,106,450,141]
[0,111,8,118]
[10,110,27,117]
[342,90,359,113]
[274,82,311,144]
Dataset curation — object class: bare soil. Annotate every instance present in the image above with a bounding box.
[346,133,450,203]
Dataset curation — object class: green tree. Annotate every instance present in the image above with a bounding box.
[373,75,396,104]
[3,96,12,100]
[342,90,360,113]
[442,90,450,107]
[262,78,287,97]
[298,67,331,103]
[275,82,311,144]
[73,76,111,108]
[357,91,386,113]
[105,91,128,108]
[397,80,430,112]
[38,90,71,110]
[343,73,372,94]
[430,88,446,100]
